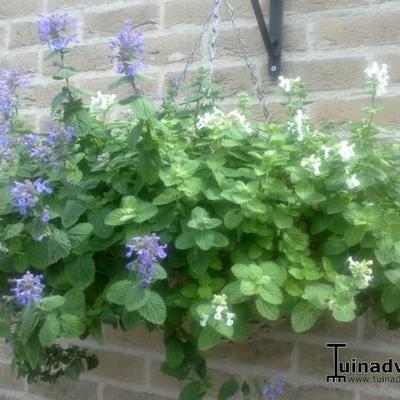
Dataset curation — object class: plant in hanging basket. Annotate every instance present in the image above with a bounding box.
[0,13,398,399]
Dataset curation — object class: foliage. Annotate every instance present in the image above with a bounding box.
[0,15,397,399]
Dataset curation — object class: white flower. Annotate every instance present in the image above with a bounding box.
[196,108,224,130]
[200,314,209,327]
[348,257,373,289]
[226,312,236,327]
[365,62,389,96]
[346,174,361,189]
[321,146,332,159]
[301,154,321,176]
[214,311,223,321]
[278,75,301,93]
[90,91,116,113]
[337,140,355,162]
[227,109,253,134]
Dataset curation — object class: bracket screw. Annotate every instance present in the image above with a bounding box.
[270,65,277,72]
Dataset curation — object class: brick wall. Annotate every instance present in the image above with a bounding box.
[0,0,400,399]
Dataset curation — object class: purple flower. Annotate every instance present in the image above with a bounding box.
[110,21,146,79]
[24,125,74,166]
[38,13,77,53]
[125,234,167,287]
[41,206,51,223]
[262,376,286,400]
[10,271,44,307]
[10,179,52,216]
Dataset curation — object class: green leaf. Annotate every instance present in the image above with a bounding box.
[129,95,156,120]
[259,262,287,286]
[60,313,85,337]
[166,340,185,368]
[68,223,93,247]
[198,326,221,351]
[384,269,400,286]
[323,237,347,255]
[259,282,283,305]
[65,359,84,380]
[3,222,24,240]
[40,296,65,312]
[291,301,320,333]
[63,289,85,315]
[179,381,206,400]
[62,200,86,228]
[39,315,60,346]
[20,307,38,340]
[153,188,178,205]
[106,280,132,305]
[138,291,167,325]
[195,230,215,251]
[125,283,151,312]
[212,232,229,248]
[303,284,333,310]
[255,299,280,320]
[104,208,135,226]
[295,181,314,200]
[175,231,196,250]
[332,297,356,322]
[223,209,243,229]
[273,209,293,229]
[88,209,114,239]
[382,287,400,313]
[240,280,257,296]
[47,229,72,265]
[65,254,95,290]
[218,378,240,400]
[53,67,75,80]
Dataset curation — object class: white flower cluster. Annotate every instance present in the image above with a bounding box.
[196,108,252,133]
[301,154,321,176]
[300,140,360,189]
[90,91,116,114]
[200,294,236,328]
[347,257,373,289]
[288,109,310,142]
[365,62,389,97]
[278,75,301,93]
[0,242,8,253]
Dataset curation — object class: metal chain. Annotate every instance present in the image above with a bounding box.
[208,0,224,76]
[225,0,269,118]
[173,0,269,118]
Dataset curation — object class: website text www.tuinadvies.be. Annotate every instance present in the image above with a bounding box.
[326,343,400,384]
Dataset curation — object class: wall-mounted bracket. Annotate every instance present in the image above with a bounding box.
[251,0,283,79]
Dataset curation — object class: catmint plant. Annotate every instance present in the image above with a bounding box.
[9,271,44,307]
[38,13,77,53]
[126,234,167,287]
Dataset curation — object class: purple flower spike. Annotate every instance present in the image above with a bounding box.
[262,376,286,400]
[41,206,51,223]
[38,13,77,53]
[125,234,167,288]
[10,271,44,307]
[110,21,146,80]
[11,179,52,216]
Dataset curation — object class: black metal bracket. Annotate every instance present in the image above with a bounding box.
[251,0,283,79]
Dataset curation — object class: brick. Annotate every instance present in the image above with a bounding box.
[165,0,269,28]
[104,325,164,351]
[103,386,171,400]
[0,363,25,391]
[314,13,400,49]
[364,316,400,344]
[0,0,43,19]
[277,58,366,92]
[361,395,395,400]
[150,360,184,393]
[0,339,13,360]
[22,82,64,109]
[146,31,200,65]
[311,96,400,128]
[282,385,354,400]
[9,21,40,49]
[217,23,307,59]
[84,3,160,39]
[286,0,369,13]
[48,0,115,11]
[43,43,111,76]
[306,315,357,339]
[209,338,293,370]
[0,51,39,74]
[89,350,145,384]
[0,26,8,50]
[29,378,98,400]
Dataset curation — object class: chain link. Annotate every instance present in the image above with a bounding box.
[173,0,269,118]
